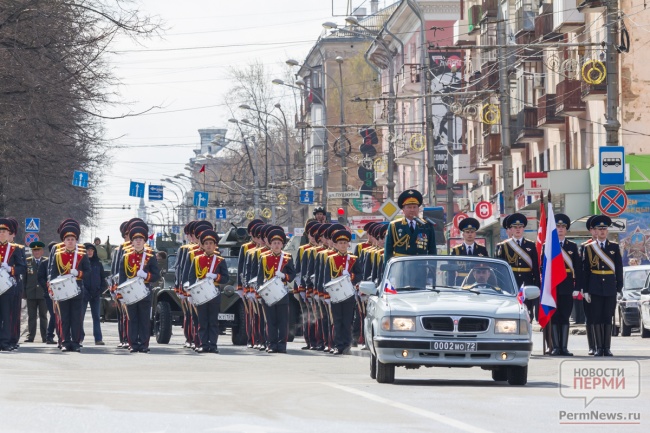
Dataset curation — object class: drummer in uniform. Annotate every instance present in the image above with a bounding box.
[370,223,389,283]
[189,229,229,353]
[256,228,295,353]
[294,220,319,350]
[174,221,197,349]
[449,217,489,286]
[0,218,27,352]
[548,213,582,356]
[384,189,436,263]
[495,213,540,321]
[48,223,90,352]
[582,215,623,356]
[302,223,325,350]
[238,219,264,348]
[118,225,159,353]
[323,229,362,355]
[314,224,343,352]
[5,218,26,351]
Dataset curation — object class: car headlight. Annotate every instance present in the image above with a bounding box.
[381,316,416,331]
[495,320,518,334]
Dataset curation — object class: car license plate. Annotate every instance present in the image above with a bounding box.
[218,313,235,321]
[430,341,477,352]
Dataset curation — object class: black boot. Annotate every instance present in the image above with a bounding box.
[603,324,613,356]
[561,324,573,356]
[550,325,562,356]
[593,324,604,357]
[586,324,595,355]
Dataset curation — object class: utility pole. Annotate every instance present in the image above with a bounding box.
[335,57,348,216]
[386,57,396,201]
[446,108,454,216]
[604,3,620,147]
[497,8,515,214]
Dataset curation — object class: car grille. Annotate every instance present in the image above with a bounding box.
[458,317,489,332]
[421,317,454,331]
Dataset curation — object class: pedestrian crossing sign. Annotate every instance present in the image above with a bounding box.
[25,218,40,233]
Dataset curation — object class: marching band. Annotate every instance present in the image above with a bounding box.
[0,187,624,357]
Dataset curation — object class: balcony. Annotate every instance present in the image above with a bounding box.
[555,80,586,115]
[469,145,491,173]
[480,60,499,91]
[515,1,536,35]
[516,32,542,62]
[515,107,544,143]
[581,80,607,101]
[537,94,565,127]
[553,0,585,33]
[398,63,421,94]
[454,19,475,45]
[468,5,482,34]
[535,4,562,41]
[577,0,607,13]
[483,129,502,162]
[481,0,498,20]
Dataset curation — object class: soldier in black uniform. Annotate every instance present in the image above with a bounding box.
[582,215,623,356]
[579,215,597,354]
[384,189,436,263]
[450,217,489,285]
[548,214,582,356]
[0,218,27,352]
[495,213,540,321]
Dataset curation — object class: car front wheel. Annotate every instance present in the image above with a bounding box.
[154,301,172,344]
[641,322,650,338]
[507,365,528,386]
[621,313,632,337]
[492,368,508,382]
[376,357,395,384]
[370,351,377,379]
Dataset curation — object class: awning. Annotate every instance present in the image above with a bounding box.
[626,155,650,191]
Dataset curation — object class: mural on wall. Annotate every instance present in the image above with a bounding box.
[619,192,650,265]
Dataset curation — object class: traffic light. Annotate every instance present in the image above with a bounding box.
[337,207,346,224]
[358,128,378,195]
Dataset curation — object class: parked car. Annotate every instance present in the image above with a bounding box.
[638,271,650,338]
[613,265,650,336]
[360,256,539,385]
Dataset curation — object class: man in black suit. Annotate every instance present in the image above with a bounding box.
[449,217,489,285]
[582,215,623,356]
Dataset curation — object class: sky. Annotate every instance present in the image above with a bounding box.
[91,0,388,243]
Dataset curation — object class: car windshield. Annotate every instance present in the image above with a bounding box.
[384,258,517,295]
[624,268,650,290]
[167,254,177,270]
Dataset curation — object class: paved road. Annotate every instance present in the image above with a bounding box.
[1,317,648,433]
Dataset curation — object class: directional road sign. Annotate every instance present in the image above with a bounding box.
[193,191,209,207]
[215,208,227,220]
[171,225,180,234]
[25,233,39,245]
[72,171,89,188]
[129,181,145,198]
[196,209,207,219]
[148,185,164,201]
[25,218,40,233]
[597,186,628,217]
[599,146,625,186]
[299,190,314,204]
[475,201,492,219]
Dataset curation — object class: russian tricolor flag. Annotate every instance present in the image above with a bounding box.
[538,203,568,328]
[384,281,397,294]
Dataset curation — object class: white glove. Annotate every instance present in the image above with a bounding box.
[236,288,244,299]
[300,292,306,302]
[70,269,79,277]
[178,293,187,300]
[572,291,580,298]
[137,270,148,279]
[1,263,10,272]
[206,272,217,280]
[360,293,368,301]
[276,271,285,279]
[584,293,592,303]
[313,293,320,301]
[342,270,350,276]
[324,298,331,306]
[246,292,256,300]
[293,292,301,302]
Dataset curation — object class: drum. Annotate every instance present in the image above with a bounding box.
[324,275,355,303]
[116,278,149,305]
[0,268,16,296]
[188,278,219,306]
[257,276,287,306]
[50,274,81,301]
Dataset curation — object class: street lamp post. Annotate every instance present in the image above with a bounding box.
[334,56,348,216]
[227,120,261,216]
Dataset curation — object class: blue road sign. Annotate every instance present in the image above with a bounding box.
[25,218,40,233]
[215,208,227,220]
[599,146,625,186]
[196,209,207,219]
[149,184,164,201]
[193,191,208,207]
[299,190,314,204]
[129,181,145,198]
[171,225,180,234]
[25,233,39,245]
[72,171,89,188]
[597,186,628,217]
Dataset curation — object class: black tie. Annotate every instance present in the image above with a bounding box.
[601,242,605,249]
[410,221,415,233]
[467,246,472,255]
[517,239,521,247]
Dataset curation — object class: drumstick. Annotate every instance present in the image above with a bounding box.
[328,303,333,324]
[122,302,130,321]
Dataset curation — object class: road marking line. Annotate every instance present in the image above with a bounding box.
[325,383,495,433]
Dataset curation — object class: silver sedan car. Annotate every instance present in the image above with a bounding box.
[360,256,540,385]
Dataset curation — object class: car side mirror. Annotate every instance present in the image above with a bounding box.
[641,288,650,295]
[223,285,235,295]
[524,285,540,300]
[359,281,378,297]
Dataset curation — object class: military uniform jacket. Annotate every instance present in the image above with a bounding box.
[314,249,337,294]
[384,218,436,263]
[582,240,623,296]
[24,256,48,299]
[541,239,583,295]
[294,243,316,292]
[237,241,257,290]
[256,251,296,289]
[495,238,540,287]
[323,253,363,288]
[188,252,229,286]
[370,248,385,283]
[118,248,160,287]
[173,243,192,289]
[0,241,27,291]
[246,246,269,289]
[49,247,91,288]
[305,245,326,291]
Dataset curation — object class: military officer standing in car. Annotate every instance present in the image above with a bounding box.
[495,213,540,321]
[384,189,436,263]
[581,215,623,356]
[449,217,489,286]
